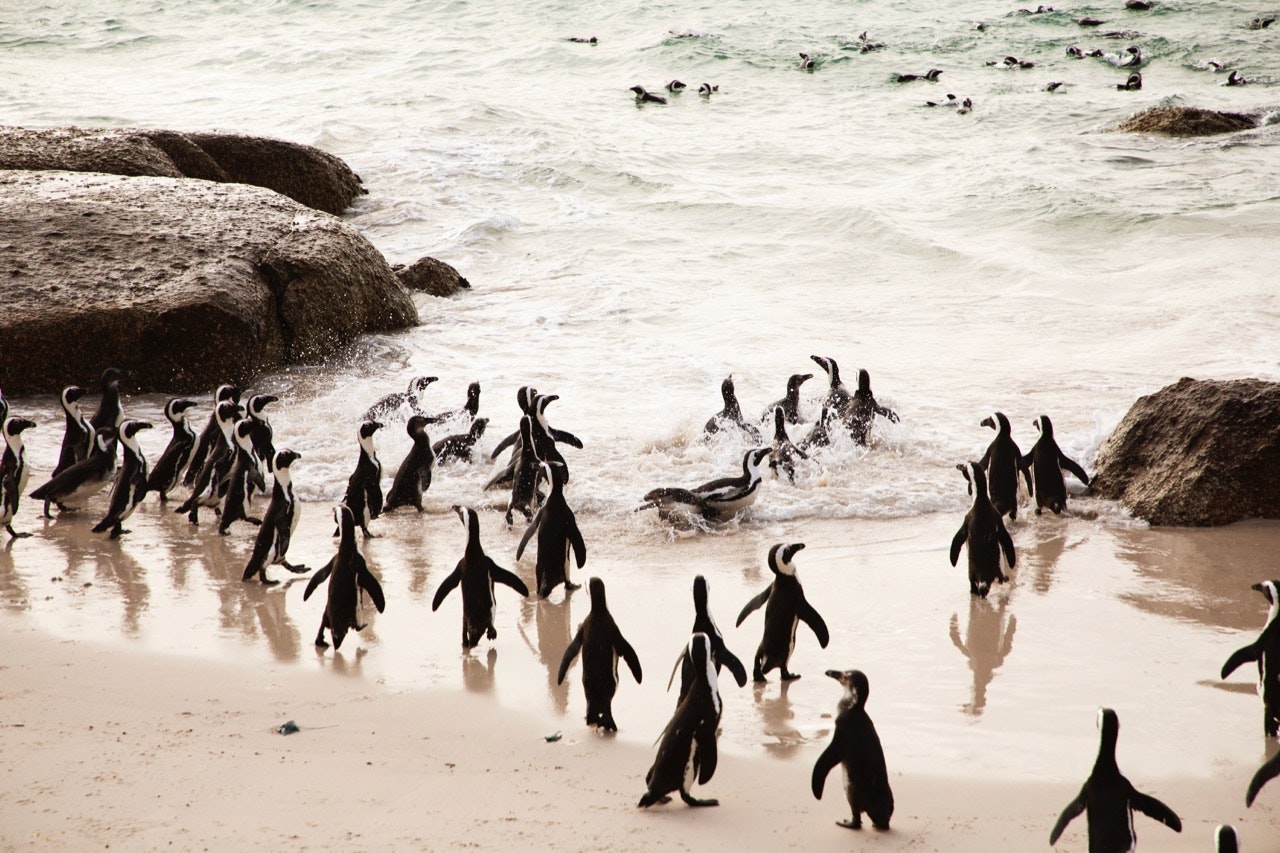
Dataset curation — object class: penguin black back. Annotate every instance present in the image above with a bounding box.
[950,461,1015,597]
[243,449,308,584]
[516,462,586,598]
[978,412,1032,519]
[639,632,721,808]
[705,375,762,442]
[505,415,541,525]
[304,505,386,650]
[433,417,488,464]
[185,384,239,487]
[1023,415,1090,515]
[847,368,899,446]
[736,543,829,681]
[53,385,91,477]
[557,576,642,731]
[146,398,198,500]
[384,415,436,512]
[812,669,894,830]
[89,367,124,432]
[341,420,383,537]
[1,417,37,539]
[432,506,529,647]
[763,372,812,424]
[675,575,746,700]
[769,406,809,482]
[92,419,153,539]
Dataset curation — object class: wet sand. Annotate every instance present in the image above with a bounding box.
[2,497,1279,849]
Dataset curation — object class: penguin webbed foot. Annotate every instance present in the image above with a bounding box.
[637,794,672,808]
[109,525,128,540]
[314,634,330,649]
[837,817,863,830]
[283,561,310,574]
[564,581,581,591]
[7,526,31,540]
[781,669,801,681]
[680,791,719,807]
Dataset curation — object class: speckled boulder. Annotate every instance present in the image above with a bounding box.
[1111,107,1258,137]
[392,256,472,297]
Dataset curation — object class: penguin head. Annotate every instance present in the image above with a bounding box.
[469,417,489,438]
[358,420,382,444]
[215,384,243,404]
[687,632,714,676]
[1095,707,1120,751]
[334,503,356,537]
[274,449,301,470]
[825,669,869,707]
[535,394,559,422]
[61,385,86,409]
[165,398,197,423]
[516,386,538,413]
[629,85,647,96]
[1034,415,1054,438]
[248,394,277,418]
[2,417,36,443]
[810,354,839,384]
[466,381,481,404]
[410,376,439,395]
[789,373,813,393]
[720,376,736,406]
[233,419,256,450]
[588,576,607,610]
[768,542,805,576]
[959,460,988,500]
[956,462,973,496]
[773,406,787,435]
[452,505,480,539]
[119,420,152,451]
[981,412,1009,434]
[99,367,124,390]
[1215,824,1240,853]
[1252,580,1280,609]
[541,461,568,488]
[856,369,872,393]
[406,415,433,438]
[692,574,709,611]
[744,447,771,477]
[216,401,243,426]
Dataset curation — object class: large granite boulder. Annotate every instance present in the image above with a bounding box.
[0,126,364,215]
[1092,378,1280,525]
[1111,107,1258,137]
[0,170,417,395]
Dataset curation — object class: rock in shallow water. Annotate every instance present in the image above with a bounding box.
[1111,107,1258,137]
[392,256,471,297]
[1093,378,1280,526]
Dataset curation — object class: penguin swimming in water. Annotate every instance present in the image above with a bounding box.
[1220,580,1280,736]
[799,405,834,451]
[799,52,816,71]
[304,505,386,650]
[384,415,437,512]
[1023,415,1090,515]
[30,426,118,517]
[1049,708,1182,850]
[812,669,894,831]
[432,505,530,648]
[516,461,586,598]
[736,543,830,681]
[363,375,437,422]
[810,355,853,419]
[146,398,197,501]
[557,576,642,731]
[53,385,92,477]
[895,69,942,82]
[217,419,267,535]
[639,632,721,808]
[506,415,542,525]
[185,385,240,487]
[433,417,488,464]
[630,85,667,104]
[1116,72,1142,90]
[430,381,481,423]
[92,419,152,539]
[1,417,36,539]
[176,399,241,524]
[671,575,747,701]
[242,449,308,585]
[1246,750,1280,806]
[950,461,1015,598]
[768,406,809,482]
[762,373,812,425]
[89,367,125,433]
[979,412,1032,520]
[705,376,762,442]
[847,369,899,446]
[341,420,383,538]
[637,447,771,522]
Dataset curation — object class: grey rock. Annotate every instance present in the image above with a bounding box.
[392,256,472,297]
[1110,107,1257,137]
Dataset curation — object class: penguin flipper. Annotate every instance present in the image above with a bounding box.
[1019,452,1034,496]
[1129,790,1181,832]
[303,561,334,601]
[431,567,463,611]
[515,507,544,561]
[736,588,771,627]
[1059,454,1090,486]
[665,650,685,692]
[997,521,1016,569]
[358,563,386,613]
[712,637,748,687]
[1221,643,1260,679]
[556,627,585,684]
[949,524,968,567]
[615,632,643,683]
[488,559,530,597]
[695,720,718,784]
[1246,749,1280,806]
[1048,789,1086,845]
[799,600,830,648]
[490,430,518,460]
[550,428,583,449]
[811,741,840,799]
[568,521,587,568]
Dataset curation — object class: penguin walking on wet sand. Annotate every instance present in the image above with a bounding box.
[1247,750,1280,806]
[1049,708,1182,850]
[242,449,308,585]
[304,505,386,650]
[951,461,1015,598]
[705,376,762,442]
[176,399,242,524]
[810,355,853,419]
[1,417,36,539]
[979,412,1033,520]
[341,421,383,538]
[92,420,153,539]
[30,427,118,518]
[384,415,437,513]
[762,373,813,425]
[506,416,542,525]
[89,367,125,433]
[432,506,530,648]
[516,462,586,598]
[558,576,642,731]
[1221,580,1280,736]
[185,385,240,487]
[812,669,894,831]
[217,419,267,536]
[363,375,437,422]
[847,369,899,446]
[637,447,771,522]
[433,417,488,464]
[53,385,92,477]
[671,575,747,701]
[736,543,830,681]
[768,406,809,482]
[639,633,722,809]
[1023,415,1090,515]
[146,398,198,501]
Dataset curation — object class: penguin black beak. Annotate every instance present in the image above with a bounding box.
[980,416,994,429]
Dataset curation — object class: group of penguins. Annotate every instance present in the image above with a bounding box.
[2,357,1279,848]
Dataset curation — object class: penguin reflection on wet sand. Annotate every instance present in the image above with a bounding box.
[736,543,830,681]
[950,461,1016,598]
[812,669,894,831]
[1024,415,1090,515]
[304,504,386,650]
[93,419,153,540]
[1,417,36,539]
[639,633,721,808]
[705,375,762,442]
[516,462,585,598]
[242,450,308,585]
[433,506,529,648]
[557,577,642,732]
[1049,708,1182,850]
[949,596,1017,715]
[671,575,747,701]
[1220,580,1280,736]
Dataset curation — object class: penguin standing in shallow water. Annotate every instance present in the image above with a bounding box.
[433,417,488,464]
[516,461,586,598]
[810,355,853,419]
[242,449,308,585]
[1049,708,1182,850]
[432,506,529,648]
[1,417,36,539]
[146,399,197,501]
[762,373,813,424]
[185,385,240,487]
[1023,415,1090,515]
[768,406,809,482]
[672,575,747,701]
[92,420,152,539]
[704,376,762,442]
[53,386,92,477]
[978,412,1032,520]
[384,415,437,512]
[736,543,830,681]
[1220,579,1280,736]
[506,416,541,525]
[557,576,642,731]
[799,405,834,451]
[639,633,721,808]
[89,367,125,433]
[176,399,241,524]
[485,386,539,490]
[847,369,899,445]
[341,421,383,538]
[950,461,1016,598]
[304,505,386,650]
[30,427,118,517]
[812,669,894,831]
[217,419,266,536]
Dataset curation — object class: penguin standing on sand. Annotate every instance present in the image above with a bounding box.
[146,398,198,501]
[342,420,383,538]
[763,373,813,424]
[847,369,899,445]
[950,461,1016,598]
[1049,708,1182,850]
[89,367,125,433]
[433,417,488,464]
[53,385,92,476]
[242,449,308,585]
[557,576,642,731]
[812,669,894,831]
[92,420,152,539]
[217,419,267,535]
[1220,580,1280,736]
[810,355,853,419]
[704,376,762,442]
[384,415,437,512]
[1,417,36,539]
[978,412,1032,519]
[176,399,241,524]
[639,633,721,808]
[672,575,747,701]
[30,427,118,517]
[768,406,809,482]
[432,505,529,648]
[516,462,586,598]
[304,504,386,650]
[638,447,771,522]
[506,415,542,525]
[736,543,830,681]
[1023,415,1090,514]
[185,385,240,487]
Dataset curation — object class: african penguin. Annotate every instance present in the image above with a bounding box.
[217,419,266,535]
[30,426,118,517]
[384,415,437,512]
[432,505,530,648]
[92,419,153,539]
[768,406,809,482]
[1220,580,1280,736]
[175,399,242,524]
[433,417,488,464]
[847,369,899,446]
[303,504,386,650]
[630,85,667,104]
[1,417,36,539]
[557,576,642,731]
[88,367,125,433]
[950,461,1016,598]
[516,461,586,599]
[812,669,895,830]
[978,412,1032,520]
[705,376,762,442]
[245,393,276,481]
[671,575,747,701]
[146,398,198,501]
[1023,415,1090,515]
[184,384,240,487]
[341,420,383,538]
[762,372,813,424]
[52,385,92,477]
[810,355,853,419]
[242,449,308,585]
[799,405,834,451]
[736,543,830,681]
[639,633,721,808]
[364,375,437,422]
[506,415,542,525]
[638,447,771,522]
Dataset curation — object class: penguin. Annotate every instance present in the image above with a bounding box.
[557,576,642,731]
[1,417,36,539]
[671,575,747,701]
[799,405,834,451]
[638,633,720,808]
[762,373,812,425]
[29,426,118,517]
[341,420,383,538]
[384,415,437,512]
[516,461,586,598]
[242,449,308,585]
[1246,750,1280,806]
[1124,0,1152,9]
[956,98,974,115]
[1215,825,1241,852]
[847,369,899,446]
[433,417,488,464]
[1078,16,1104,25]
[704,376,762,442]
[52,385,92,477]
[432,505,530,648]
[244,393,276,481]
[567,35,597,43]
[799,52,815,71]
[1049,708,1182,850]
[925,94,961,108]
[698,83,718,97]
[176,399,242,524]
[1220,580,1280,736]
[1046,81,1066,92]
[950,461,1016,598]
[506,415,541,525]
[92,419,152,539]
[363,375,437,422]
[812,669,894,830]
[431,381,481,423]
[1248,17,1276,29]
[637,447,771,522]
[895,69,943,82]
[303,505,386,650]
[810,355,853,418]
[184,384,240,487]
[978,412,1032,520]
[529,393,573,478]
[1224,70,1248,86]
[1101,46,1142,67]
[485,386,540,490]
[1022,415,1090,515]
[217,419,266,535]
[736,543,830,681]
[665,79,686,93]
[88,367,125,433]
[146,398,198,501]
[768,406,809,482]
[630,85,667,104]
[1117,72,1142,90]
[1067,45,1087,58]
